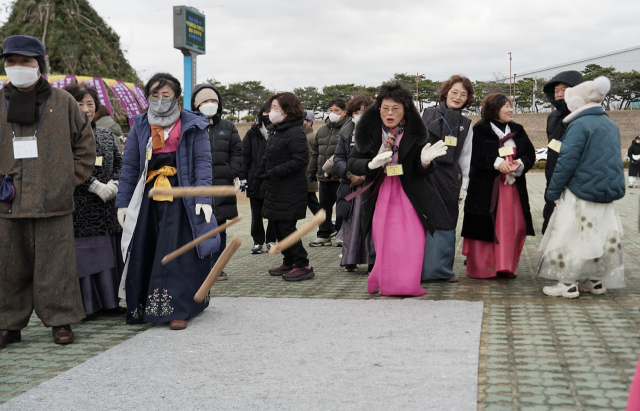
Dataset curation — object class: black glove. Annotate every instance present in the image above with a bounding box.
[308,173,317,183]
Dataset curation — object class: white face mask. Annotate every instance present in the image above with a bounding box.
[199,102,218,117]
[352,114,362,125]
[5,65,40,88]
[269,110,285,124]
[328,112,342,123]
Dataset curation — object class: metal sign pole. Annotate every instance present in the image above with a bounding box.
[182,50,198,110]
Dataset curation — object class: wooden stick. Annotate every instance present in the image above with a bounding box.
[149,186,238,198]
[194,235,242,303]
[269,209,326,255]
[161,216,243,265]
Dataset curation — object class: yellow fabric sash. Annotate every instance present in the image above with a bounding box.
[146,166,177,201]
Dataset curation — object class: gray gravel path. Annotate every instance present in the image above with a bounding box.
[2,297,483,411]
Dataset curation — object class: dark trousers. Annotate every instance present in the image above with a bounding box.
[272,220,309,268]
[0,215,86,330]
[307,192,321,216]
[249,197,276,245]
[542,200,555,235]
[318,180,342,238]
[210,222,227,268]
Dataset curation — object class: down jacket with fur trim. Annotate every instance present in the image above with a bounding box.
[346,105,439,236]
[546,106,625,203]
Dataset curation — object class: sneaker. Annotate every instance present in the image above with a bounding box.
[543,282,579,298]
[269,264,293,276]
[344,264,357,272]
[282,265,315,281]
[578,280,606,295]
[334,239,343,247]
[446,275,459,283]
[218,272,228,280]
[251,244,263,254]
[266,242,276,252]
[309,237,332,247]
[629,184,634,188]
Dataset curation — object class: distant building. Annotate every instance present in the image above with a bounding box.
[511,45,640,82]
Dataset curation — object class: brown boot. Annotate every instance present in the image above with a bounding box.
[52,325,75,344]
[0,330,21,349]
[169,320,187,330]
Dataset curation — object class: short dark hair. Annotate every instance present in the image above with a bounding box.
[255,101,271,127]
[62,83,100,109]
[439,75,476,109]
[327,98,347,111]
[481,93,512,123]
[346,92,374,117]
[374,81,414,114]
[268,92,303,122]
[94,105,111,122]
[145,73,182,99]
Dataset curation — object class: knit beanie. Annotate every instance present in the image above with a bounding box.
[565,76,610,112]
[193,88,218,109]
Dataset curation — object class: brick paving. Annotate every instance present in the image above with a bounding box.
[1,173,639,410]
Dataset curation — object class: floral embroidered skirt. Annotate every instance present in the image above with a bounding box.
[125,153,210,324]
[537,188,625,288]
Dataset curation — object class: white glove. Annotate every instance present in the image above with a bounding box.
[421,140,448,165]
[117,208,127,228]
[91,181,116,202]
[367,151,393,170]
[195,204,213,223]
[458,188,467,205]
[104,181,119,201]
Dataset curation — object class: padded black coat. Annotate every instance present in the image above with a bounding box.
[460,120,536,242]
[253,119,309,221]
[239,125,268,198]
[346,105,439,236]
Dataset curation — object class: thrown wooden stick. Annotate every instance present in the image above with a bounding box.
[269,209,326,255]
[161,216,243,265]
[149,186,238,198]
[194,235,242,303]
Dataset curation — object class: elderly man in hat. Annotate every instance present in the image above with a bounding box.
[0,35,96,348]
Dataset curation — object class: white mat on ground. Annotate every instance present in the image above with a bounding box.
[3,298,483,411]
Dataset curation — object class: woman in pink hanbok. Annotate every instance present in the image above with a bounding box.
[346,81,447,296]
[461,93,536,279]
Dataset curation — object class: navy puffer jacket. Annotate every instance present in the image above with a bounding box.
[115,110,219,258]
[546,106,625,203]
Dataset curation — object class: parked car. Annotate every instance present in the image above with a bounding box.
[535,148,548,162]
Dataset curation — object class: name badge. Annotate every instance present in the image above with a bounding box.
[13,136,38,159]
[145,149,152,160]
[548,140,562,153]
[95,156,103,166]
[444,136,457,147]
[386,164,404,176]
[498,147,515,157]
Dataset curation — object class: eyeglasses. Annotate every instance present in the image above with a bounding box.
[380,107,402,114]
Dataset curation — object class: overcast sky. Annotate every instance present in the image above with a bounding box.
[4,0,640,90]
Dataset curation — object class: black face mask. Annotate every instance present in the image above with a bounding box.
[260,114,271,126]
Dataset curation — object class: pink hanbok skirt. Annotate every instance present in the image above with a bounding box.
[462,181,526,278]
[368,175,426,296]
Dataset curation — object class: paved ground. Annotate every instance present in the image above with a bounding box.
[2,298,483,411]
[1,173,639,410]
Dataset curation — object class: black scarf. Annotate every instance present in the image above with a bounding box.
[425,100,465,165]
[551,99,571,119]
[4,77,52,125]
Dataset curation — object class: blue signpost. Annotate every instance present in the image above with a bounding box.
[173,6,206,110]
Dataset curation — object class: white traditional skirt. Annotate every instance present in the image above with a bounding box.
[537,189,625,288]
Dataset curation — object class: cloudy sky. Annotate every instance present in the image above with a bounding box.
[4,0,640,90]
